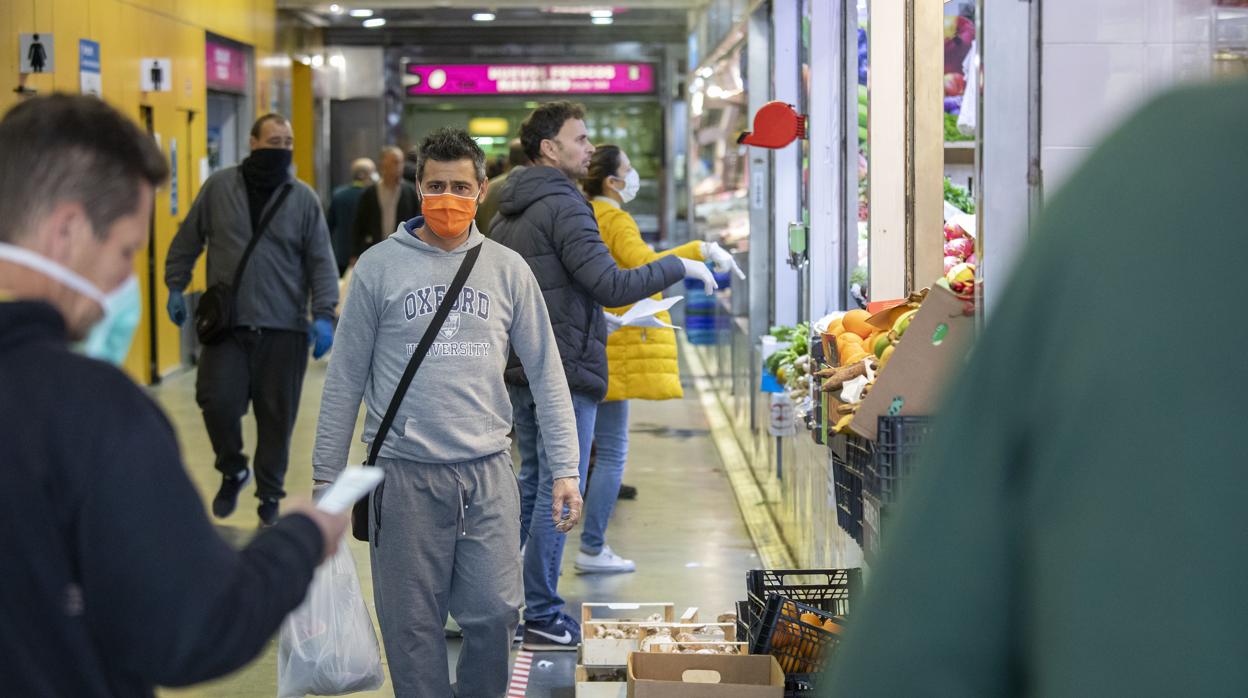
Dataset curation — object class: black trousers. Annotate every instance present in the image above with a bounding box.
[195,328,308,500]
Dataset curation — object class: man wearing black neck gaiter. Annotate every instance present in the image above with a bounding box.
[166,113,340,527]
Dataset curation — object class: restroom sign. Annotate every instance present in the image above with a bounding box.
[141,58,172,92]
[19,33,54,74]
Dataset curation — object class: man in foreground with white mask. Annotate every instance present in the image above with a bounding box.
[0,95,349,694]
[312,127,580,696]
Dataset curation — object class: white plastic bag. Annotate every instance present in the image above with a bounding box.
[277,539,384,697]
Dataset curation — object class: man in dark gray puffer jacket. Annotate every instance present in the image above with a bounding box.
[490,101,716,650]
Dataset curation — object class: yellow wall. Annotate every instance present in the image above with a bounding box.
[0,0,281,384]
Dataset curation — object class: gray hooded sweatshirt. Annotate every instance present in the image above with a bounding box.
[312,218,579,480]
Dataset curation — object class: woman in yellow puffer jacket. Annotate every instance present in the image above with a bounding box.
[574,145,740,574]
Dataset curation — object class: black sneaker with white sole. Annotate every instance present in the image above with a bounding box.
[211,468,250,518]
[257,497,280,527]
[521,612,580,651]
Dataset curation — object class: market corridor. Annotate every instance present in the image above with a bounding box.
[154,354,759,697]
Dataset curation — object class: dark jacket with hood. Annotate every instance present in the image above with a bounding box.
[0,300,324,697]
[489,165,684,401]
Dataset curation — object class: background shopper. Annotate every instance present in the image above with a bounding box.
[0,93,348,697]
[326,157,375,275]
[490,101,718,650]
[166,112,340,526]
[575,144,742,574]
[351,145,420,258]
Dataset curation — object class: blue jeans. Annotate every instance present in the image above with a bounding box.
[510,384,597,624]
[580,400,629,555]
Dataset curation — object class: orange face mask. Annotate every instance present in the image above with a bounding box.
[420,190,479,239]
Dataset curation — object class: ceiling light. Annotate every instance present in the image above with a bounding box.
[329,4,342,13]
[329,55,346,69]
[472,12,496,21]
[591,16,613,25]
[590,9,613,18]
[311,54,325,68]
[362,17,386,27]
[348,8,373,17]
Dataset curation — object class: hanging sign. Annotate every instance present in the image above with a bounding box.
[19,33,54,74]
[141,58,172,92]
[79,39,101,96]
[405,63,655,96]
[205,41,248,93]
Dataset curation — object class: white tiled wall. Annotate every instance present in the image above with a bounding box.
[1041,0,1213,191]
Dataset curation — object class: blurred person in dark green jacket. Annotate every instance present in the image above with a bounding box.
[326,157,375,275]
[825,80,1248,696]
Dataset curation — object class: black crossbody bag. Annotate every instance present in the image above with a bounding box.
[195,182,294,345]
[353,243,482,542]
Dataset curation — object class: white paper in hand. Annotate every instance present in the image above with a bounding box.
[316,466,385,515]
[620,296,684,329]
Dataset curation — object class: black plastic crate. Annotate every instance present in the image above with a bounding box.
[751,595,847,694]
[845,433,875,496]
[746,568,860,633]
[831,455,864,545]
[735,599,754,647]
[874,415,935,505]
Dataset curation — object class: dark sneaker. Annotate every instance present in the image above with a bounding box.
[617,484,638,500]
[257,497,280,527]
[211,469,250,518]
[522,612,580,651]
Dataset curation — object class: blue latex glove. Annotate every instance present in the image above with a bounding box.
[310,317,335,359]
[167,290,187,326]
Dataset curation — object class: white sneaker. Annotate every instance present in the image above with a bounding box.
[575,545,636,573]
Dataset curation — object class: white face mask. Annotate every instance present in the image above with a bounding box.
[0,242,141,366]
[613,168,641,204]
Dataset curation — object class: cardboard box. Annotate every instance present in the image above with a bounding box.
[847,284,974,441]
[577,664,628,698]
[582,603,676,667]
[627,653,784,698]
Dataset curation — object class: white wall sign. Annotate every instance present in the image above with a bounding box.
[20,33,54,74]
[140,58,172,92]
[79,39,101,96]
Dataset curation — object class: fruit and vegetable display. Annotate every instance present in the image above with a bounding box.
[943,177,975,215]
[943,12,976,116]
[813,290,929,435]
[768,600,846,673]
[647,641,748,655]
[943,213,977,300]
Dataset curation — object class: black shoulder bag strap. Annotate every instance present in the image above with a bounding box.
[231,182,294,301]
[353,242,482,543]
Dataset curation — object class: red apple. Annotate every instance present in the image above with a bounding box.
[944,237,974,261]
[944,73,967,97]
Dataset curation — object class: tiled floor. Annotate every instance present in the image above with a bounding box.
[155,356,757,697]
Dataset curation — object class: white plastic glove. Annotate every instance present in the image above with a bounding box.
[603,310,625,334]
[703,241,746,280]
[679,258,719,294]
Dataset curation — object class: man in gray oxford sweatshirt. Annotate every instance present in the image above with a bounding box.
[312,128,580,697]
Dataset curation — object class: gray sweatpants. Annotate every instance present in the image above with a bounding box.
[368,451,522,697]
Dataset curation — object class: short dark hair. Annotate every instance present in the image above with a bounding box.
[520,101,585,163]
[416,128,486,182]
[250,112,289,140]
[582,144,624,198]
[0,94,168,243]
